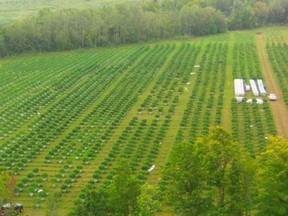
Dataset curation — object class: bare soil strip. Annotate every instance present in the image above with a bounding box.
[256,34,288,137]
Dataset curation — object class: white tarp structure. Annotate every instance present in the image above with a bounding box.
[256,98,264,104]
[246,99,253,103]
[234,79,245,96]
[236,97,244,103]
[257,79,266,96]
[249,79,259,96]
[245,85,251,91]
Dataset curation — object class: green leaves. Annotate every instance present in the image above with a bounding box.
[256,137,288,216]
[70,161,160,216]
[165,126,255,215]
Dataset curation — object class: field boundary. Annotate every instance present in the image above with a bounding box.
[256,33,288,137]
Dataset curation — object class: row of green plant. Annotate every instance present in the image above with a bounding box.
[231,41,277,156]
[176,42,227,143]
[232,42,262,79]
[7,44,175,208]
[74,43,202,205]
[266,43,288,106]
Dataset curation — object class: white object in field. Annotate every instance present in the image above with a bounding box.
[235,97,244,103]
[245,85,251,91]
[268,93,277,101]
[2,203,11,208]
[256,98,264,104]
[249,79,259,96]
[246,99,253,103]
[257,79,266,96]
[234,79,245,96]
[148,165,156,172]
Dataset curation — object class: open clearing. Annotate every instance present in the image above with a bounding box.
[0,28,287,215]
[0,0,139,24]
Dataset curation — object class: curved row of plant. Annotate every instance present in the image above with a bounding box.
[266,42,288,106]
[0,46,159,206]
[175,42,227,143]
[0,48,140,140]
[230,42,277,156]
[1,44,175,209]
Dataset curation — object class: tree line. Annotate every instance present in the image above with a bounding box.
[0,0,288,56]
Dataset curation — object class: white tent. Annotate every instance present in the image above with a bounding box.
[256,98,264,104]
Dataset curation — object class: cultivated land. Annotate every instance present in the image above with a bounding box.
[0,0,139,24]
[1,27,288,215]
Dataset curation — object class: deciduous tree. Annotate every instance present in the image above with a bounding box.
[257,136,288,215]
[165,126,255,215]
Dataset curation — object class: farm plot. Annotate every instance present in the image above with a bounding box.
[0,31,285,215]
[230,42,277,156]
[0,44,177,214]
[0,48,139,140]
[266,43,288,106]
[175,42,228,143]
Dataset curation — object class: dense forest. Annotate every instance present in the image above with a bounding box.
[0,0,288,56]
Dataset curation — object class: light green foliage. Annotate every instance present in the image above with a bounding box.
[0,0,139,25]
[0,173,15,205]
[257,137,288,215]
[46,192,61,216]
[108,160,141,216]
[165,126,255,215]
[68,189,110,216]
[69,161,159,216]
[136,184,160,216]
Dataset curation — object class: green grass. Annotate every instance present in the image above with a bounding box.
[0,0,139,24]
[0,28,287,215]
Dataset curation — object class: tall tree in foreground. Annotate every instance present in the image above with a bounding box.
[165,126,255,215]
[69,160,159,216]
[0,172,16,205]
[108,160,141,216]
[257,136,288,215]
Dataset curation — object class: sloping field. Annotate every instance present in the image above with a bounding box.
[0,0,139,24]
[0,28,287,215]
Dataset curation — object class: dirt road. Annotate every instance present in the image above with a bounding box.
[256,34,288,137]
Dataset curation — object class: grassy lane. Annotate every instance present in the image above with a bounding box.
[256,34,288,137]
[53,44,177,215]
[221,33,234,132]
[146,42,205,185]
[14,47,151,215]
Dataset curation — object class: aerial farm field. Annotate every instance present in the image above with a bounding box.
[1,27,288,215]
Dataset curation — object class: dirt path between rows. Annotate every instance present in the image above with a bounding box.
[256,34,288,137]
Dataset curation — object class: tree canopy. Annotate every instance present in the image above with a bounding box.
[69,160,160,216]
[256,136,288,215]
[165,126,255,215]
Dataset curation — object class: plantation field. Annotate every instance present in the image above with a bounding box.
[1,27,288,215]
[0,0,139,24]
